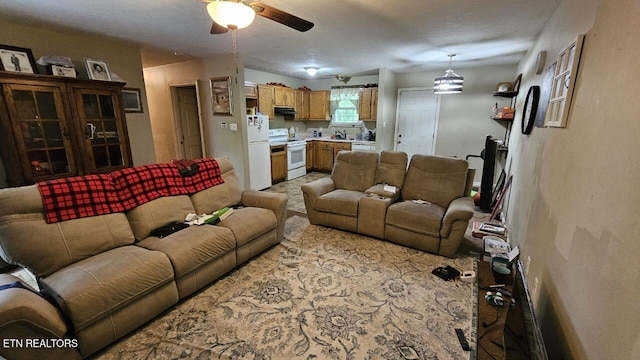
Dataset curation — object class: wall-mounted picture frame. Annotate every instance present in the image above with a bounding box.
[544,34,585,128]
[0,44,38,74]
[122,88,143,113]
[50,65,77,78]
[210,76,232,115]
[84,58,112,81]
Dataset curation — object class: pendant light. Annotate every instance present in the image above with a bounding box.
[434,54,464,94]
[207,1,256,30]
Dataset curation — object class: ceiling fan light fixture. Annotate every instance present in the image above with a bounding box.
[304,67,319,76]
[207,1,256,30]
[335,74,351,84]
[434,54,464,94]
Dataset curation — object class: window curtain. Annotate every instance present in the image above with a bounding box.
[330,87,360,122]
[330,87,360,113]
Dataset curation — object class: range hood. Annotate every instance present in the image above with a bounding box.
[274,107,296,115]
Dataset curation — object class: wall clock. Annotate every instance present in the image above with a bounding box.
[521,85,540,134]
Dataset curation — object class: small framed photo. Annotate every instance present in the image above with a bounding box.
[84,58,112,81]
[0,44,38,74]
[50,65,77,78]
[210,76,232,115]
[122,88,143,113]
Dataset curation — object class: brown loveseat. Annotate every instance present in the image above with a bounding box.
[302,151,474,257]
[0,157,287,359]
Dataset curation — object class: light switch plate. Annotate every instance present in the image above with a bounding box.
[230,123,238,131]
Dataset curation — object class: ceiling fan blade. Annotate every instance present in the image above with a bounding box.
[244,1,314,32]
[210,21,229,34]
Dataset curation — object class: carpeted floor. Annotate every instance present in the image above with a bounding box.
[95,216,478,360]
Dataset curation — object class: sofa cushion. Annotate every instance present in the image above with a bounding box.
[217,207,277,247]
[375,151,408,188]
[401,155,468,208]
[385,201,445,237]
[190,159,243,215]
[126,195,195,241]
[0,212,135,278]
[136,225,236,278]
[316,190,364,217]
[331,151,379,192]
[39,246,175,331]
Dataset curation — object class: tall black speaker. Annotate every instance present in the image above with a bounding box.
[479,136,498,211]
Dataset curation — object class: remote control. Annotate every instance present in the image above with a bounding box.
[455,328,470,351]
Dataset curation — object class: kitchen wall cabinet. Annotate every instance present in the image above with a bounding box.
[270,144,287,183]
[294,90,309,120]
[273,86,294,108]
[0,72,132,187]
[358,87,378,121]
[257,84,274,119]
[244,82,258,99]
[308,90,330,120]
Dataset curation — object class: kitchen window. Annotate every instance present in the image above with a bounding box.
[330,87,359,124]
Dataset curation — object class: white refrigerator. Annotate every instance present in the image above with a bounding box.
[246,115,272,190]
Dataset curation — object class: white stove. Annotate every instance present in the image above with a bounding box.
[268,129,307,180]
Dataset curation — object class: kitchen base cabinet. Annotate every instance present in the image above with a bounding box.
[270,144,287,183]
[0,72,132,187]
[306,141,314,171]
[315,141,335,172]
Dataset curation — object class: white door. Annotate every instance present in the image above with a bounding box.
[395,89,439,160]
[175,86,203,159]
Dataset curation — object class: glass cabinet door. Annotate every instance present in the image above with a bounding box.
[76,89,128,172]
[3,84,76,180]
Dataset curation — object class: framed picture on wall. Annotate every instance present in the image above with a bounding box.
[535,62,556,127]
[84,58,112,81]
[210,76,232,115]
[0,44,38,74]
[122,88,143,113]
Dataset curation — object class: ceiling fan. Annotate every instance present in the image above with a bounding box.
[200,0,314,34]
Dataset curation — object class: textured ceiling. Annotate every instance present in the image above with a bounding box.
[0,0,561,79]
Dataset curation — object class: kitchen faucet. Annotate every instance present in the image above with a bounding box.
[335,130,346,139]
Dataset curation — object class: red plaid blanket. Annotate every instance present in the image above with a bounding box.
[37,158,224,223]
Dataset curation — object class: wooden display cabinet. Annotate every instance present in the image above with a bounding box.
[0,72,132,186]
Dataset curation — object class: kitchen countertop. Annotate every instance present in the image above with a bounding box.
[270,138,375,146]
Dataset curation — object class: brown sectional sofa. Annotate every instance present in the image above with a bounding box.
[302,150,475,257]
[0,157,287,359]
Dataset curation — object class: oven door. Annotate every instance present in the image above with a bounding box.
[287,142,306,170]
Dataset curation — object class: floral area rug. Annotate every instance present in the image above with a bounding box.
[95,216,477,360]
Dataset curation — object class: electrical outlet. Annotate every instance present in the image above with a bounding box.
[525,256,531,275]
[220,122,227,129]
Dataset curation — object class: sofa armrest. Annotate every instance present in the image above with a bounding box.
[241,190,288,242]
[0,274,81,360]
[440,197,475,237]
[300,177,336,209]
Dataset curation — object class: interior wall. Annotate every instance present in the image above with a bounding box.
[144,55,249,188]
[395,65,517,180]
[504,0,640,358]
[376,68,398,152]
[0,19,156,176]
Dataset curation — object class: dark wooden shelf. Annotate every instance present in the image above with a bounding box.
[493,91,518,98]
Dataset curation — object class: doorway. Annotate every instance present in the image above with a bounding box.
[394,88,440,160]
[171,84,204,159]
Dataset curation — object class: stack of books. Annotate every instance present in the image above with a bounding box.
[471,221,506,238]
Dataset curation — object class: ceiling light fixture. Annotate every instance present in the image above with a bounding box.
[434,54,464,94]
[206,1,256,30]
[305,67,319,76]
